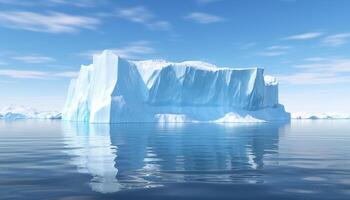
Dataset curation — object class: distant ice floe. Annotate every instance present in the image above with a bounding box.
[0,105,61,120]
[292,112,350,120]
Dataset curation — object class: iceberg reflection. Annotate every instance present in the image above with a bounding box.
[61,123,120,193]
[62,122,288,193]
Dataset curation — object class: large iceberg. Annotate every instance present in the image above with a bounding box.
[63,50,290,123]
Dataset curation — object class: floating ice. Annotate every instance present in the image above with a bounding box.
[0,105,62,120]
[63,50,290,123]
[292,112,350,120]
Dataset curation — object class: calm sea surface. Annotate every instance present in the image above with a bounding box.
[1,120,350,200]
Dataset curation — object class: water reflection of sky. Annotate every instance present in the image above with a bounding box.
[61,122,288,193]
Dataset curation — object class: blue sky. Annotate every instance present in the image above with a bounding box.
[0,0,350,112]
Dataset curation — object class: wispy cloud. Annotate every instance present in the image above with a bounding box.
[116,6,171,31]
[294,58,350,73]
[48,0,105,7]
[257,45,291,56]
[283,32,323,40]
[0,0,106,7]
[111,41,155,57]
[278,72,350,85]
[322,33,350,47]
[81,40,155,59]
[266,45,291,50]
[278,57,350,84]
[117,6,152,23]
[0,60,7,65]
[0,11,100,33]
[0,0,32,6]
[12,56,55,63]
[0,69,78,79]
[304,57,326,62]
[257,51,287,57]
[185,12,225,24]
[54,71,79,78]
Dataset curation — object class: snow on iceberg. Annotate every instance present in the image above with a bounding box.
[63,50,290,123]
[0,105,62,120]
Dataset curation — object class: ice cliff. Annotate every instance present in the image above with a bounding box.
[63,50,290,123]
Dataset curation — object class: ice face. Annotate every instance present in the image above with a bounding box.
[63,50,290,123]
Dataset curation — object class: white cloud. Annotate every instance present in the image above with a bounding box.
[257,45,291,56]
[0,0,32,6]
[54,71,79,77]
[0,11,100,33]
[277,57,350,84]
[12,56,55,63]
[283,32,323,40]
[147,20,171,31]
[0,0,106,7]
[257,51,287,57]
[304,57,326,62]
[266,45,291,50]
[0,69,78,79]
[112,41,155,57]
[0,69,46,79]
[294,58,350,73]
[48,0,104,7]
[322,33,350,47]
[117,6,152,23]
[238,42,256,49]
[185,12,225,24]
[278,72,350,85]
[116,6,171,31]
[81,41,155,59]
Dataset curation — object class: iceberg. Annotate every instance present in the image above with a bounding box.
[63,50,290,123]
[34,111,62,119]
[0,105,62,120]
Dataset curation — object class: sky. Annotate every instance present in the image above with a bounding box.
[0,0,350,113]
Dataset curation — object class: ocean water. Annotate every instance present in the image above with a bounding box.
[0,120,350,200]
